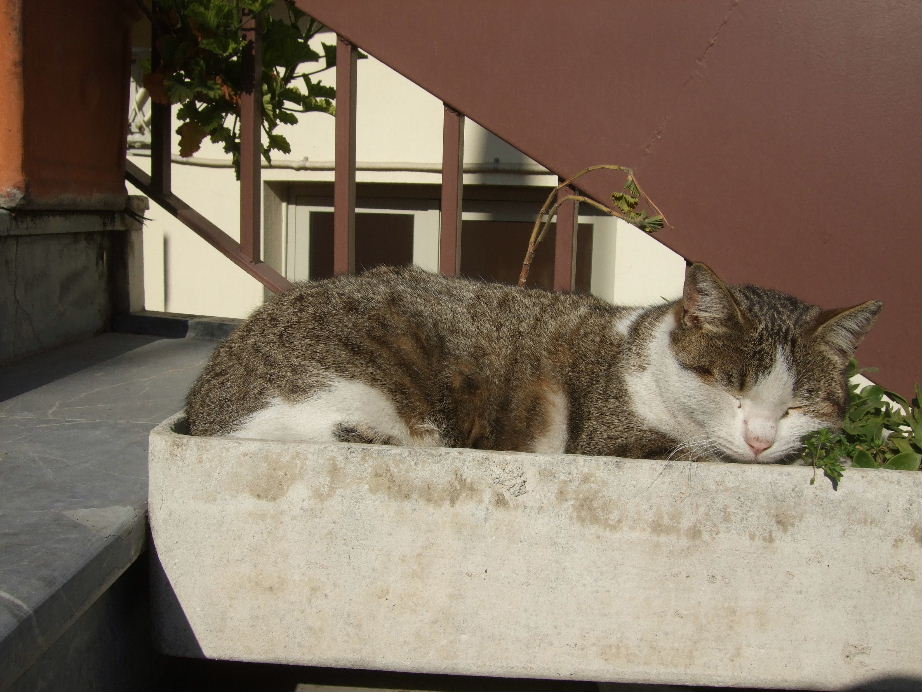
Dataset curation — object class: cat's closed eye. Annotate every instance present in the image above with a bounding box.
[688,365,715,379]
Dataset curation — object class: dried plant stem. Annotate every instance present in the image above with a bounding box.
[518,195,622,286]
[517,164,669,287]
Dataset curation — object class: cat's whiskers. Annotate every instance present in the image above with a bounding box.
[666,436,719,462]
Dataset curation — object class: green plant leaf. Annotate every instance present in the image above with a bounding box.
[891,438,916,455]
[851,449,877,468]
[303,78,335,100]
[276,110,298,125]
[322,42,337,68]
[165,80,195,103]
[640,215,665,232]
[884,390,910,410]
[818,456,845,488]
[149,0,334,176]
[882,452,922,471]
[267,133,291,154]
[908,393,921,442]
[624,177,640,198]
[177,121,208,157]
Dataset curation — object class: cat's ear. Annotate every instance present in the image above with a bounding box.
[811,300,882,363]
[680,263,749,332]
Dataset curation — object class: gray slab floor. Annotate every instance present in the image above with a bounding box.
[0,332,216,687]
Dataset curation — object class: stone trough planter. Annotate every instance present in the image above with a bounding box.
[149,414,921,690]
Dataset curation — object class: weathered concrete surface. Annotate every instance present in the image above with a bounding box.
[149,418,922,690]
[0,204,146,364]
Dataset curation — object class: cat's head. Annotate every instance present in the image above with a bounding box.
[668,263,881,463]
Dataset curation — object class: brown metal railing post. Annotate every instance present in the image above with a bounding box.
[239,12,262,263]
[150,16,171,196]
[125,9,291,295]
[439,105,464,276]
[333,36,357,276]
[553,183,578,292]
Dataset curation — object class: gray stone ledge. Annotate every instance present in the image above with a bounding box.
[0,334,216,689]
[150,416,922,690]
[0,506,146,691]
[113,311,242,341]
[0,196,148,237]
[0,193,138,214]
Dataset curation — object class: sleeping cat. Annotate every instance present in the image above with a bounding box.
[185,263,881,464]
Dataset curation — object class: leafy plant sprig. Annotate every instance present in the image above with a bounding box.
[142,0,339,176]
[802,359,921,487]
[611,176,666,234]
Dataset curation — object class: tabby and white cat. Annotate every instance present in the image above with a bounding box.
[185,263,881,463]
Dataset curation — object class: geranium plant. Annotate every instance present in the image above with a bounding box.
[140,0,338,175]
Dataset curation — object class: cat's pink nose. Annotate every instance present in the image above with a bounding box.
[743,421,775,456]
[744,430,774,456]
[746,437,772,456]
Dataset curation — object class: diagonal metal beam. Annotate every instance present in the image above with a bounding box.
[126,160,292,294]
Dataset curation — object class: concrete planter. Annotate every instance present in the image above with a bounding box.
[149,414,921,690]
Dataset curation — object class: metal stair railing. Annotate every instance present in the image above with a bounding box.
[125,15,580,295]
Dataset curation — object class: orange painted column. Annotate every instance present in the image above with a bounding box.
[0,0,135,208]
[0,0,25,206]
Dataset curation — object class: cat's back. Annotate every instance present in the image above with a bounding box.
[252,265,617,347]
[185,266,623,437]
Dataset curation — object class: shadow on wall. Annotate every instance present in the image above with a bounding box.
[150,546,205,661]
[471,126,536,171]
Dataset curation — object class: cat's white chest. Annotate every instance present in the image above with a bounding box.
[623,313,700,438]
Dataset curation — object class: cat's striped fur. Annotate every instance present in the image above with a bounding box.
[185,264,881,463]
